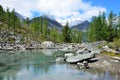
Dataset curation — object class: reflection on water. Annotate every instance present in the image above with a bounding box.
[0,50,119,80]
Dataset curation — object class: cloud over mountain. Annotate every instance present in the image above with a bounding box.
[0,0,106,25]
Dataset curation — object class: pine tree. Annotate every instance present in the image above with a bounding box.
[43,18,48,40]
[87,12,117,42]
[71,29,82,43]
[6,8,11,29]
[10,9,20,32]
[108,11,114,28]
[50,27,57,42]
[117,12,120,38]
[39,17,43,37]
[62,22,71,43]
[87,16,98,42]
[24,17,30,26]
[0,5,5,20]
[107,11,117,41]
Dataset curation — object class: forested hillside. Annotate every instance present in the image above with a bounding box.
[0,5,82,44]
[1,4,120,45]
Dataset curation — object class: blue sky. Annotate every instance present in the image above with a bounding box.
[84,0,120,15]
[0,0,120,25]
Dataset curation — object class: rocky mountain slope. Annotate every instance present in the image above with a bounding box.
[71,20,90,31]
[30,15,63,30]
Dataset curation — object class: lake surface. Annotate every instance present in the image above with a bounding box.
[0,50,119,80]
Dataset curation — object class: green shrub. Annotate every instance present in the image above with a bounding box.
[108,38,120,49]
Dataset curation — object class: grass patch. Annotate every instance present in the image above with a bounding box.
[101,52,120,57]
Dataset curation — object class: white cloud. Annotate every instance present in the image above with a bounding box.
[0,0,106,25]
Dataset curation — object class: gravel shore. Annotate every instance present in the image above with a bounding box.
[89,54,120,74]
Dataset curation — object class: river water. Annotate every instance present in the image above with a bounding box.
[0,50,119,80]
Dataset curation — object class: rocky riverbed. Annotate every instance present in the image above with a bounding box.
[89,54,120,74]
[0,41,120,75]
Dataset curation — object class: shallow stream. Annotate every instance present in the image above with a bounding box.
[0,50,119,80]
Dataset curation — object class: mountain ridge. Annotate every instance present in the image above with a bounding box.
[15,12,90,31]
[71,20,90,31]
[15,12,25,22]
[30,15,63,30]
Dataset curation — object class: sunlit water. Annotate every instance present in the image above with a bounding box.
[0,50,119,80]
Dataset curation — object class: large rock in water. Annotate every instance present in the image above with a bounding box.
[66,53,95,63]
[41,41,55,49]
[56,57,65,63]
[64,53,74,58]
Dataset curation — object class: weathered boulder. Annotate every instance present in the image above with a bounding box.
[41,41,55,49]
[64,53,74,58]
[77,61,89,69]
[83,61,89,69]
[77,62,84,69]
[56,57,65,63]
[76,48,91,54]
[86,41,105,54]
[66,53,95,63]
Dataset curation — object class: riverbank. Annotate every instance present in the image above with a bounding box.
[89,53,120,74]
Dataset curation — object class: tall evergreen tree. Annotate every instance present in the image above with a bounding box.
[71,29,82,43]
[0,5,5,20]
[50,27,58,42]
[11,9,20,32]
[24,17,30,26]
[87,16,98,42]
[39,17,43,36]
[62,22,71,42]
[108,11,114,28]
[43,18,48,40]
[116,12,120,38]
[6,8,11,29]
[107,11,117,41]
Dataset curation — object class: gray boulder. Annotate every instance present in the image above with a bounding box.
[66,53,95,63]
[56,57,65,63]
[77,61,89,69]
[64,53,74,58]
[76,48,91,54]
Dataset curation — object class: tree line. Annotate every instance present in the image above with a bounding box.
[0,5,20,32]
[30,18,82,43]
[2,4,120,43]
[87,11,120,42]
[0,5,82,43]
